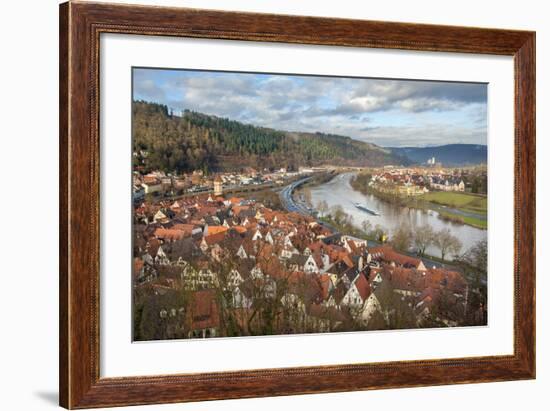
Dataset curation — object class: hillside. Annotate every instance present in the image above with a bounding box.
[132,101,407,173]
[387,144,487,167]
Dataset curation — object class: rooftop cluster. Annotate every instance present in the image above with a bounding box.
[133,193,479,341]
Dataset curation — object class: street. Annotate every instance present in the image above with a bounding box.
[278,177,313,215]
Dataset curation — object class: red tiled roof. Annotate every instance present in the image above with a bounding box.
[319,274,332,300]
[231,226,248,234]
[311,250,324,268]
[425,268,467,294]
[354,274,372,301]
[196,206,218,216]
[368,267,382,284]
[143,176,161,185]
[369,245,424,269]
[146,238,161,256]
[232,205,250,216]
[203,231,226,246]
[171,223,196,234]
[386,266,417,291]
[189,289,220,330]
[206,226,229,235]
[228,197,244,205]
[308,303,346,321]
[341,255,354,268]
[133,258,144,276]
[154,228,187,241]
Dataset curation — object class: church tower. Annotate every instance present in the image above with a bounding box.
[213,175,223,196]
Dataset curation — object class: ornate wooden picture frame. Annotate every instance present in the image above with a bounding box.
[59,1,535,408]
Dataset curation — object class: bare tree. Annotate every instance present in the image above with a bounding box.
[366,278,417,331]
[414,224,435,256]
[342,213,354,227]
[460,240,487,273]
[434,228,462,260]
[330,205,346,225]
[361,220,372,236]
[316,200,329,217]
[457,240,488,326]
[302,187,312,207]
[391,222,413,252]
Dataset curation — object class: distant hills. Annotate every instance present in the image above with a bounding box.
[132,101,408,173]
[387,144,487,167]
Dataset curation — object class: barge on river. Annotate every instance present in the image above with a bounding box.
[353,202,380,216]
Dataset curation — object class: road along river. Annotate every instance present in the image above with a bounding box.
[309,172,487,257]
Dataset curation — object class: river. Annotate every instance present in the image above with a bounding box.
[309,172,487,257]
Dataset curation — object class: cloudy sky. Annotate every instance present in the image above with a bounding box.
[133,68,487,148]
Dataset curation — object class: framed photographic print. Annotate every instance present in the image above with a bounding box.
[59,1,535,409]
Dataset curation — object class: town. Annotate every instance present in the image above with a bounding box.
[133,162,324,202]
[349,164,488,230]
[133,160,487,204]
[133,180,487,340]
[367,163,487,197]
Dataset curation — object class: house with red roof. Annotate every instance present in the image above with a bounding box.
[204,225,229,236]
[368,245,427,271]
[199,231,227,252]
[154,228,188,242]
[186,289,220,338]
[341,274,372,308]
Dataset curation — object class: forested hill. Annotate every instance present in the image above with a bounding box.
[387,144,487,167]
[132,101,407,173]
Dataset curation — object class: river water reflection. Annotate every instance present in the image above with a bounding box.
[309,173,487,257]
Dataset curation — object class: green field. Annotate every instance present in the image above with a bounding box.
[419,192,487,214]
[437,210,488,230]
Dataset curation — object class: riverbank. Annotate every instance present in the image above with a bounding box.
[351,174,487,230]
[318,215,377,242]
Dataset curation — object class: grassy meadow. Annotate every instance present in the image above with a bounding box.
[419,192,487,214]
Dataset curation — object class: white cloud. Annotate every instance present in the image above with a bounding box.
[133,69,487,147]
